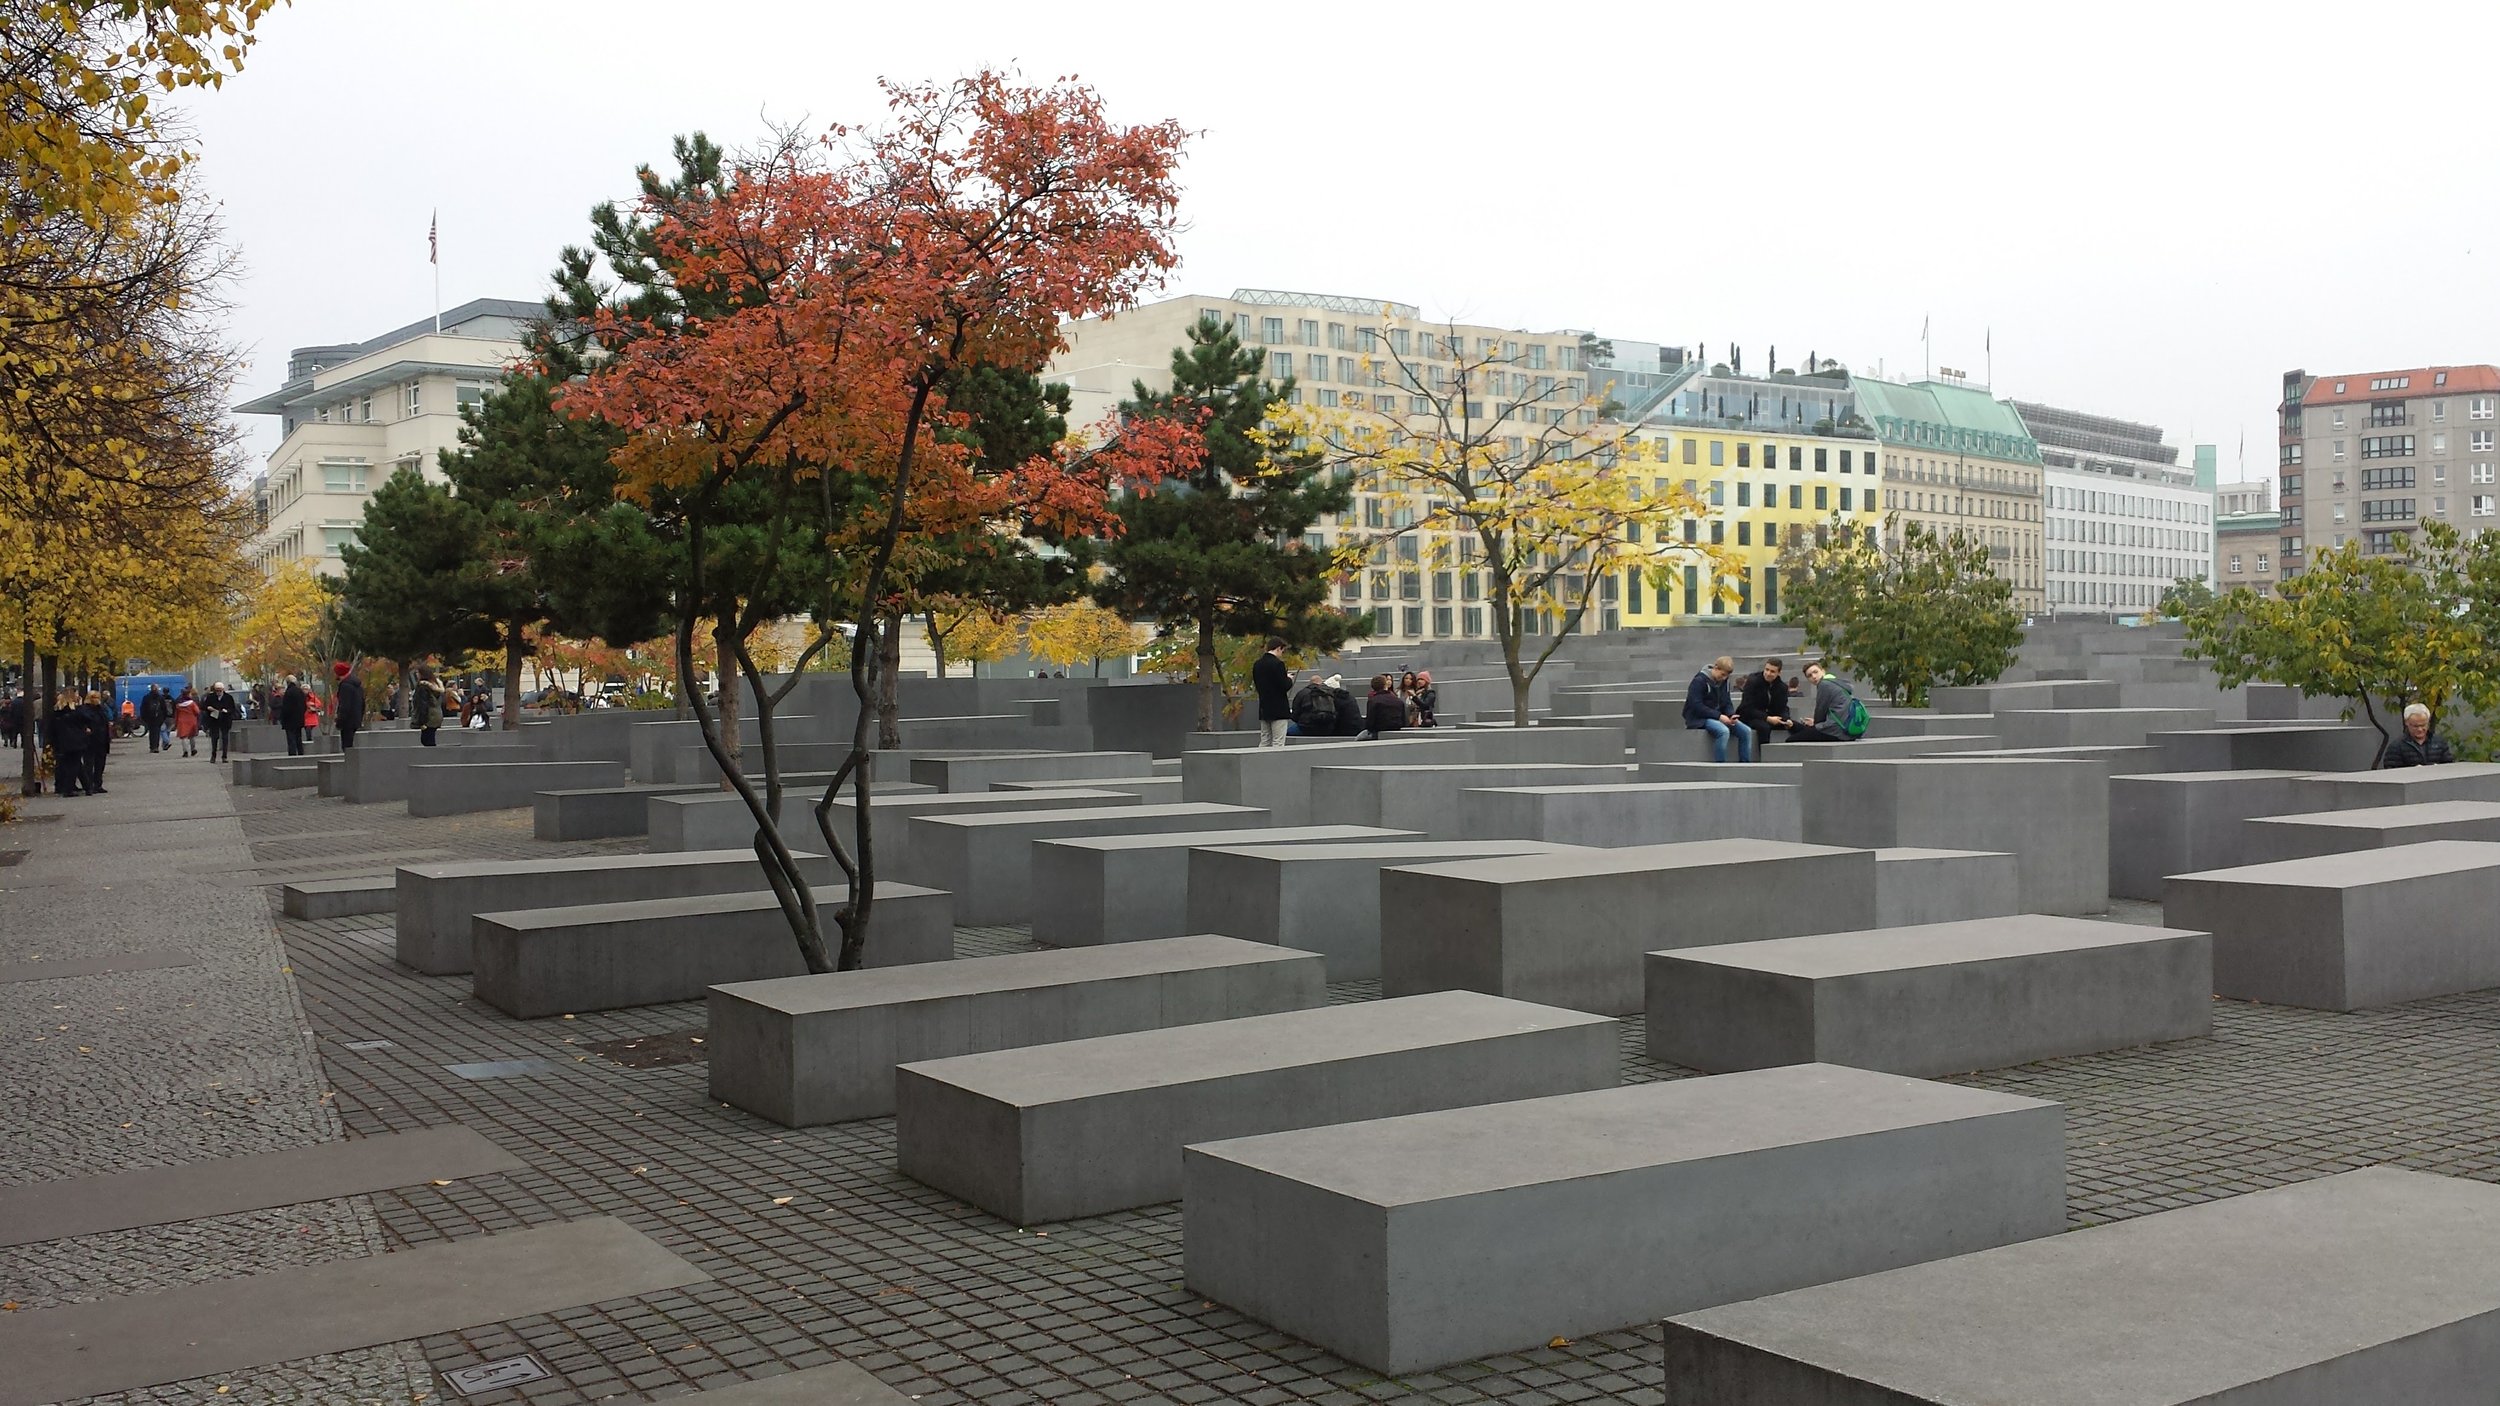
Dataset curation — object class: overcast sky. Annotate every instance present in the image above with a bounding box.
[184,1,2500,479]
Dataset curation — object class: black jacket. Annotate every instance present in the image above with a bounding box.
[1333,688,1364,736]
[276,683,308,728]
[50,706,92,753]
[2383,731,2455,768]
[1291,682,1337,734]
[139,690,167,725]
[1683,670,1732,728]
[1252,652,1293,722]
[1736,673,1791,728]
[1364,689,1406,736]
[335,678,366,729]
[201,691,240,728]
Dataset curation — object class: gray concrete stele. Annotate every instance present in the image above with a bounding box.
[2164,840,2500,1011]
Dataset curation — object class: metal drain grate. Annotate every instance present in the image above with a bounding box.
[444,1354,550,1393]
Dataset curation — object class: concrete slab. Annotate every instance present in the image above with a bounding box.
[0,1217,710,1406]
[1803,757,2108,915]
[1185,840,1573,981]
[1640,760,1804,786]
[2245,799,2500,863]
[901,802,1270,926]
[531,782,715,841]
[1646,915,2212,1076]
[0,1124,521,1248]
[470,882,952,1019]
[1311,763,1632,839]
[340,743,540,804]
[653,786,1141,860]
[2291,761,2500,812]
[2108,769,2316,901]
[2166,840,2500,1010]
[896,992,1619,1223]
[1183,1064,2063,1376]
[1182,736,1471,825]
[706,934,1328,1126]
[1379,839,1880,1015]
[279,875,396,919]
[396,849,837,976]
[1873,847,2022,927]
[1661,1168,2500,1406]
[1459,781,1801,847]
[1030,824,1416,947]
[993,774,1184,804]
[910,750,1154,793]
[2153,723,2380,773]
[405,759,630,816]
[1994,706,2214,749]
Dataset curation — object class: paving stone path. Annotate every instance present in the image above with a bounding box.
[8,751,2500,1404]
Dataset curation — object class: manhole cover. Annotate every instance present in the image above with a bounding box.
[444,1354,550,1393]
[583,1028,708,1070]
[443,1058,563,1081]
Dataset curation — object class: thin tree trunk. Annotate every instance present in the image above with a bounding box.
[876,611,903,750]
[500,615,525,730]
[18,638,35,796]
[1196,614,1221,732]
[39,653,58,792]
[930,618,948,679]
[713,611,742,786]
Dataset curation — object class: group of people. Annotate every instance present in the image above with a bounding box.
[1251,638,1438,746]
[1684,655,1861,763]
[1,682,246,795]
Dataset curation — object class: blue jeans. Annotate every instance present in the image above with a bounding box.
[1696,718,1754,763]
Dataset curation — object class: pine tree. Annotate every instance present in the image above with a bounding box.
[1093,321,1363,729]
[333,469,502,705]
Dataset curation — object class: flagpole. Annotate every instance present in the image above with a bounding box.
[1921,315,1930,380]
[430,209,442,335]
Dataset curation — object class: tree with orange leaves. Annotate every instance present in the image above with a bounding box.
[556,74,1185,973]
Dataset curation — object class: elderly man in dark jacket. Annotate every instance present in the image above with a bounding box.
[1682,655,1753,763]
[2383,703,2456,767]
[276,674,309,756]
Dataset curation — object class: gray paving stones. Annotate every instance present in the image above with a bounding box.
[1661,1168,2500,1404]
[0,1123,520,1248]
[1182,1064,2064,1376]
[0,948,196,983]
[894,992,1618,1223]
[0,1216,709,1406]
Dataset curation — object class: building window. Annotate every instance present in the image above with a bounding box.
[1298,319,1319,346]
[456,381,490,412]
[1260,317,1284,345]
[2359,436,2415,459]
[2477,496,2498,517]
[1840,487,1854,511]
[1269,352,1292,380]
[359,396,374,422]
[1709,440,1725,467]
[2228,554,2242,573]
[405,382,422,416]
[1814,485,1829,511]
[1403,606,1424,636]
[1814,447,1829,472]
[1462,606,1484,636]
[2476,431,2497,453]
[319,460,368,494]
[2360,466,2415,489]
[1737,521,1751,546]
[1433,606,1453,635]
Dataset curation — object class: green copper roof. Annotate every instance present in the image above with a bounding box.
[1853,377,2042,465]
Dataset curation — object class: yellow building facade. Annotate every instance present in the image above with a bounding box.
[1612,425,1885,626]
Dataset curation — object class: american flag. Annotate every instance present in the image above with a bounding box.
[429,211,438,266]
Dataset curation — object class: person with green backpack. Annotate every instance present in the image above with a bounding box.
[1787,659,1868,743]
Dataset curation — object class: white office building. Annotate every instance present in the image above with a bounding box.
[2011,400,2213,615]
[236,298,539,573]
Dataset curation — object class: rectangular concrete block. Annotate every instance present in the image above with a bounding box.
[1873,847,2022,927]
[2154,723,2380,773]
[470,882,952,1019]
[2165,840,2500,1010]
[1945,744,2167,776]
[896,992,1619,1223]
[1459,782,1801,847]
[1646,915,2212,1076]
[1930,679,2121,711]
[2108,770,2315,901]
[1803,758,2107,915]
[650,785,1140,857]
[1310,763,1630,839]
[394,849,835,976]
[2291,761,2500,812]
[342,744,540,804]
[1030,825,1415,948]
[1187,840,1572,980]
[1661,1168,2500,1406]
[1640,761,1803,787]
[1379,840,1880,1015]
[531,783,718,840]
[901,802,1269,926]
[1182,737,1471,825]
[1184,1064,2065,1376]
[910,750,1154,793]
[280,876,395,919]
[705,934,1328,1126]
[1860,712,1998,738]
[405,760,629,817]
[2245,800,2500,863]
[1994,706,2213,749]
[993,775,1183,804]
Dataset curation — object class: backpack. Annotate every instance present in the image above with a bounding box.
[1832,681,1870,739]
[1292,685,1336,734]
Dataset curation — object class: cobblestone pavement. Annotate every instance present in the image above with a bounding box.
[17,754,2500,1405]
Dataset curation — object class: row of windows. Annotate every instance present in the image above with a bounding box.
[2046,549,2204,579]
[302,379,488,433]
[1210,310,1581,371]
[2047,516,2208,553]
[2225,553,2273,575]
[2329,430,2496,458]
[2047,580,2174,608]
[2046,485,2210,522]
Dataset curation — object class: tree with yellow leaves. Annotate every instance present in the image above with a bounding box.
[925,602,1022,678]
[1272,320,1729,722]
[224,559,331,682]
[1025,601,1140,677]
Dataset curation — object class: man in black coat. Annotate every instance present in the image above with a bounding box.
[76,691,112,794]
[333,666,366,751]
[49,695,90,795]
[1251,637,1293,748]
[201,682,240,762]
[1735,658,1793,757]
[2383,703,2457,768]
[276,674,309,756]
[139,685,168,752]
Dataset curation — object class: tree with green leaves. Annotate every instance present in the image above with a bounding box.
[334,468,502,703]
[2178,524,2500,763]
[1779,515,2022,706]
[1092,320,1365,729]
[2156,575,2217,620]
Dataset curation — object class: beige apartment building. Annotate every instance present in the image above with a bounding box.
[1856,376,2046,613]
[1051,289,1614,645]
[2275,364,2500,578]
[236,298,538,572]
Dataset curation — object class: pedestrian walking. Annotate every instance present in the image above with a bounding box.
[49,690,92,796]
[1251,637,1293,748]
[139,684,168,753]
[174,686,201,757]
[275,674,309,756]
[202,682,240,762]
[0,688,20,749]
[333,664,365,750]
[1682,655,1753,763]
[77,690,112,794]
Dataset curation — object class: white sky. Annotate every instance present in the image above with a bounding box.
[183,0,2500,477]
